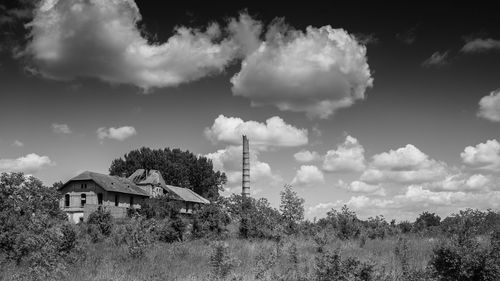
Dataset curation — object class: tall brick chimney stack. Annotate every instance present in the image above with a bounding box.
[242,135,250,197]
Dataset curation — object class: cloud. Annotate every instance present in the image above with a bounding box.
[478,90,500,122]
[294,150,321,163]
[204,115,308,149]
[12,140,24,147]
[427,172,495,192]
[396,25,418,45]
[342,180,386,196]
[25,0,237,89]
[461,38,500,53]
[361,144,448,184]
[231,21,373,119]
[52,123,72,134]
[322,135,366,172]
[205,145,282,194]
[354,33,379,45]
[97,126,136,141]
[291,165,324,187]
[0,153,53,173]
[422,51,449,67]
[461,139,500,171]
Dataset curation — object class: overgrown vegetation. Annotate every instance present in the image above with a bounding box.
[2,172,500,281]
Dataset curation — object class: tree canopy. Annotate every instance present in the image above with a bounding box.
[109,147,226,200]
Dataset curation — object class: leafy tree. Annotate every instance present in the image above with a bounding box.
[109,147,226,200]
[0,173,77,279]
[279,184,305,235]
[225,194,282,239]
[413,211,441,233]
[322,205,361,240]
[191,200,231,238]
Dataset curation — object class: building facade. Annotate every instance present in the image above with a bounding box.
[59,169,210,223]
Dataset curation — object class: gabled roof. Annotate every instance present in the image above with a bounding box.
[128,169,166,186]
[128,169,210,204]
[61,171,149,197]
[164,185,210,204]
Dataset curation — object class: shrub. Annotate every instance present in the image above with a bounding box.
[429,230,500,281]
[191,200,231,239]
[209,241,239,280]
[124,218,152,258]
[279,185,305,235]
[322,205,361,240]
[86,207,113,241]
[315,250,374,281]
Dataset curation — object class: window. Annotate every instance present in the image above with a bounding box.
[115,194,119,206]
[64,194,70,207]
[129,196,134,207]
[81,183,87,189]
[80,194,86,207]
[98,193,103,205]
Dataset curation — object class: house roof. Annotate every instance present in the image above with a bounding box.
[61,171,149,197]
[128,169,210,204]
[164,185,210,204]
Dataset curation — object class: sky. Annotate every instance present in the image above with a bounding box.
[1,0,500,221]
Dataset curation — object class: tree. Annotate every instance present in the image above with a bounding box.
[279,184,305,235]
[413,211,441,233]
[108,147,226,200]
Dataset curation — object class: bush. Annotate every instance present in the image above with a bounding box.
[209,241,239,280]
[321,205,361,240]
[429,230,500,281]
[191,200,231,239]
[86,208,113,242]
[124,218,152,258]
[315,250,374,281]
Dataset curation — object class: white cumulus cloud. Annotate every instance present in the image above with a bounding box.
[231,22,373,119]
[205,145,282,194]
[25,0,237,89]
[294,150,321,163]
[478,90,500,122]
[291,165,324,187]
[361,144,448,184]
[12,140,24,147]
[204,115,308,149]
[97,126,136,141]
[0,153,53,173]
[322,135,366,172]
[344,180,386,196]
[461,38,500,53]
[52,123,72,134]
[461,139,500,171]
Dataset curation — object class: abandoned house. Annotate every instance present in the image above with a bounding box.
[59,169,209,223]
[127,169,210,214]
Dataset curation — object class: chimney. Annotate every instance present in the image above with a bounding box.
[242,135,250,197]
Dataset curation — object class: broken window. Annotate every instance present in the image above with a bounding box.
[98,193,103,205]
[115,194,119,206]
[65,194,70,207]
[130,196,134,207]
[81,194,86,207]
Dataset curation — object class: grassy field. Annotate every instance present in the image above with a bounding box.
[1,234,436,281]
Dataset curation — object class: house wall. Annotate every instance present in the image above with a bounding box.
[60,180,146,222]
[59,180,104,209]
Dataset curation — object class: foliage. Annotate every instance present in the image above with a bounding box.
[209,241,239,280]
[191,200,231,239]
[226,194,282,239]
[279,184,305,235]
[321,205,361,240]
[413,211,441,233]
[429,230,500,281]
[108,147,227,200]
[315,250,375,281]
[86,207,113,242]
[124,217,153,258]
[440,208,500,237]
[134,195,180,219]
[0,173,80,280]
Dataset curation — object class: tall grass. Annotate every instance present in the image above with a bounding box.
[1,235,436,281]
